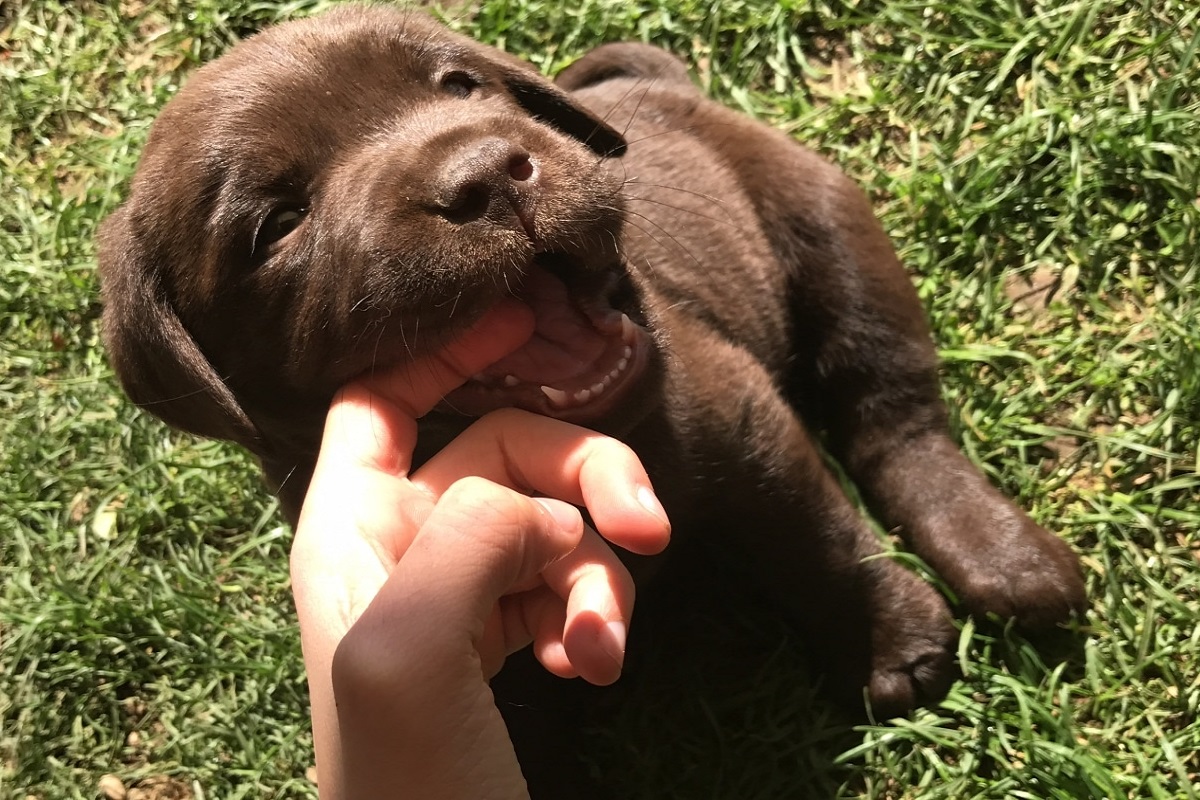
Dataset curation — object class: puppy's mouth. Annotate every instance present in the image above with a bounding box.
[438,257,652,423]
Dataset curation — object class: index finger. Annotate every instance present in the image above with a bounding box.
[411,408,671,556]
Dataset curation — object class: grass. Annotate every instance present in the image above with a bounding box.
[2,0,1198,797]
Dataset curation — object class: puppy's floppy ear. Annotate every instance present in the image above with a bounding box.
[97,207,261,449]
[498,61,627,158]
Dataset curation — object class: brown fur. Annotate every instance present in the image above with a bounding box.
[98,7,1085,796]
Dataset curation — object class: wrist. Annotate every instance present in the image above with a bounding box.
[331,629,530,800]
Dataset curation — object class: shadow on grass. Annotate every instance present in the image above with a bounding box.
[564,541,876,799]
[533,540,1097,800]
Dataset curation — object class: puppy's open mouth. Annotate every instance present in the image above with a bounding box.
[438,259,652,423]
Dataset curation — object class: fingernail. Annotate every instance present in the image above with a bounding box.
[636,485,669,527]
[602,621,627,669]
[533,497,582,532]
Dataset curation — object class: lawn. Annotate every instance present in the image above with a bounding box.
[2,0,1198,798]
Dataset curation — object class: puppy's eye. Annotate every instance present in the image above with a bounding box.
[254,205,307,255]
[440,71,478,98]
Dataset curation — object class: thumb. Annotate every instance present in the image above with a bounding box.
[333,477,584,683]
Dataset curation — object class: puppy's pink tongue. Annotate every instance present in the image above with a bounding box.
[478,269,608,384]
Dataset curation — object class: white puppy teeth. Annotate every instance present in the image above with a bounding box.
[503,374,520,387]
[532,316,642,411]
[540,385,571,408]
[619,313,637,343]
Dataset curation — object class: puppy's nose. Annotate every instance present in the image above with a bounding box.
[432,137,536,226]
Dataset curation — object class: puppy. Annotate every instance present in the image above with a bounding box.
[98,4,1086,794]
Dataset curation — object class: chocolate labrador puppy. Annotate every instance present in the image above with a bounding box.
[98,4,1085,794]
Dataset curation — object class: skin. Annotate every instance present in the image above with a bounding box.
[289,298,671,799]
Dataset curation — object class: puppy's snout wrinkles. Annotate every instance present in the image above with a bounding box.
[433,137,537,232]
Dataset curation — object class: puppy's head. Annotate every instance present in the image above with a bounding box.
[99,5,659,461]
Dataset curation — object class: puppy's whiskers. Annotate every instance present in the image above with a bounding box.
[137,379,233,407]
[622,178,729,213]
[621,193,738,229]
[617,120,740,149]
[594,72,657,129]
[617,209,705,273]
[581,70,659,159]
[397,314,415,366]
[369,319,389,378]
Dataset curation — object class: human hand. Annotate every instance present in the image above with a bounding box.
[289,299,671,799]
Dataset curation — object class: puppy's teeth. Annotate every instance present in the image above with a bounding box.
[503,374,520,387]
[595,309,624,334]
[620,313,637,343]
[608,368,621,382]
[617,357,629,372]
[574,388,592,403]
[601,373,614,388]
[622,345,633,359]
[591,381,605,396]
[540,385,571,408]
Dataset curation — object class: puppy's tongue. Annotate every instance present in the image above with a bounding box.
[476,268,609,385]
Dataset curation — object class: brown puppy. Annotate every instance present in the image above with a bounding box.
[98,4,1086,794]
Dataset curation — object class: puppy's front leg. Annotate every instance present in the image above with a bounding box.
[688,109,1086,628]
[789,183,1088,629]
[652,316,956,717]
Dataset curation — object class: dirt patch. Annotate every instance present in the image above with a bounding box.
[128,776,192,800]
[98,775,193,800]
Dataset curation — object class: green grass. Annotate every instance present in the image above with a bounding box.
[2,0,1198,797]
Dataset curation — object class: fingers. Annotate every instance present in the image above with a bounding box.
[307,299,665,691]
[488,502,634,686]
[335,478,585,683]
[412,408,671,556]
[333,477,637,689]
[327,481,554,800]
[408,413,663,684]
[538,524,634,686]
[496,521,635,686]
[360,298,536,419]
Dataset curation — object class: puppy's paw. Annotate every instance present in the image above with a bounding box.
[937,514,1087,630]
[862,561,957,719]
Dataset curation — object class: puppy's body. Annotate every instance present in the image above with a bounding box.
[99,7,1085,795]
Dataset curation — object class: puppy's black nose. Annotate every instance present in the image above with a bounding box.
[432,137,536,227]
